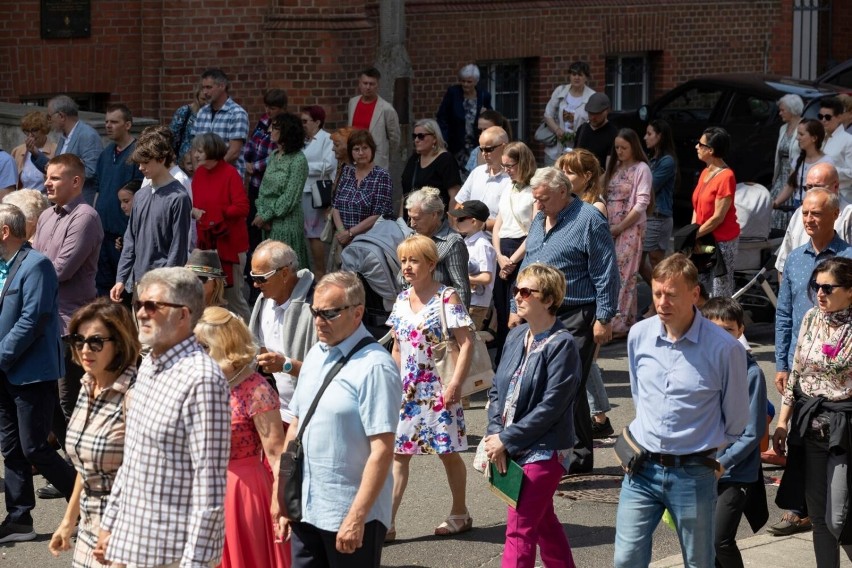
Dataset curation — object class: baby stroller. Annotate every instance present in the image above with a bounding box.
[340,217,412,344]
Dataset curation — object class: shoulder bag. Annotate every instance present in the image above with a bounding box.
[311,139,334,209]
[433,287,494,398]
[278,336,376,522]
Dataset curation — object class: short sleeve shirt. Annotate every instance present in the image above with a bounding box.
[191,98,250,176]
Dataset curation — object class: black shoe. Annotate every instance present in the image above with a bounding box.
[0,520,35,543]
[36,483,63,499]
[591,417,614,439]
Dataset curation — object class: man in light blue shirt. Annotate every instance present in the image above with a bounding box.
[280,271,400,567]
[614,253,748,568]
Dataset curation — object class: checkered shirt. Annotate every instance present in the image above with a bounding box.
[331,164,394,230]
[191,97,250,176]
[243,115,277,197]
[100,336,230,567]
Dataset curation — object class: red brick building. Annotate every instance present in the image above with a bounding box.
[0,0,845,142]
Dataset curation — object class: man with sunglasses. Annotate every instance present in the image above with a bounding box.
[455,126,511,233]
[248,239,317,431]
[819,98,852,201]
[0,204,75,543]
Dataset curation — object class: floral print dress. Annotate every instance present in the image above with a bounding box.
[388,286,472,455]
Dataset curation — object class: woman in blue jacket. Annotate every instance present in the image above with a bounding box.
[484,262,581,568]
[436,64,492,175]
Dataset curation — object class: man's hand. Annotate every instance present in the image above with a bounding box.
[715,462,726,480]
[93,529,110,565]
[109,283,125,303]
[335,511,365,554]
[593,320,612,344]
[245,163,255,175]
[257,351,285,374]
[774,371,789,396]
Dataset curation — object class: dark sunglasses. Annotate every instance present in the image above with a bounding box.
[412,132,432,140]
[63,334,115,352]
[309,305,355,321]
[249,266,285,284]
[134,300,187,314]
[479,143,504,153]
[696,140,711,149]
[817,113,835,121]
[455,216,472,222]
[810,281,846,295]
[512,286,541,299]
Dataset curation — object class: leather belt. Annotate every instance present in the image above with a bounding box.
[645,450,719,470]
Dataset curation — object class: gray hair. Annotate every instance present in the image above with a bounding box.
[138,267,205,327]
[315,271,365,306]
[414,118,447,151]
[0,204,28,239]
[3,190,49,225]
[404,186,444,215]
[255,239,299,270]
[481,125,509,145]
[805,187,840,212]
[459,64,480,82]
[530,166,571,194]
[48,95,79,117]
[778,94,804,116]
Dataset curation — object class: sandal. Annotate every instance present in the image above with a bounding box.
[434,511,473,536]
[384,525,396,543]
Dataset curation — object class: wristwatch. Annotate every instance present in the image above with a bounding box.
[282,357,294,373]
[596,317,612,326]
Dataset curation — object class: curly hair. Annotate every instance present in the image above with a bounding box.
[271,113,305,155]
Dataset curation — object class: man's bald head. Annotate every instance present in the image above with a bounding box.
[806,162,840,194]
[480,126,509,146]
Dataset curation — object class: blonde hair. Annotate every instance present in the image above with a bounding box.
[397,234,439,266]
[516,263,566,314]
[207,278,226,308]
[193,307,257,370]
[557,149,605,204]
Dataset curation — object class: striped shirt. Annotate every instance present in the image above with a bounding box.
[519,195,620,320]
[101,336,230,567]
[432,220,472,308]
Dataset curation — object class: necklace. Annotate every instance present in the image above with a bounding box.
[228,363,251,387]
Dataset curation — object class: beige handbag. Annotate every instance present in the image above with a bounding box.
[433,287,495,398]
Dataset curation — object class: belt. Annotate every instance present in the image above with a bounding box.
[645,450,719,469]
[649,211,671,219]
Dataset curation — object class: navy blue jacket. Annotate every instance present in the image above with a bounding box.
[436,85,492,155]
[487,320,581,456]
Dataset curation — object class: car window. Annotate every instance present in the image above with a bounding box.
[656,86,724,125]
[818,60,852,89]
[724,94,775,126]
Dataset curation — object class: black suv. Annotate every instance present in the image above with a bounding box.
[610,75,843,226]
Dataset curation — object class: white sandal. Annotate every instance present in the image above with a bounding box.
[434,511,473,536]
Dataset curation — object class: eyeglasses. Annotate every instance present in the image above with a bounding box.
[479,143,504,153]
[512,286,542,299]
[23,129,41,136]
[412,132,432,141]
[455,216,472,222]
[249,266,286,284]
[133,300,187,314]
[63,334,115,352]
[309,305,357,321]
[502,162,518,170]
[696,140,711,150]
[804,183,830,191]
[809,281,847,295]
[817,113,835,121]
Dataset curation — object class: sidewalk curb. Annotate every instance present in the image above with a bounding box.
[649,532,812,567]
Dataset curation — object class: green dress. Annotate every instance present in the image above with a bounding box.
[255,150,310,269]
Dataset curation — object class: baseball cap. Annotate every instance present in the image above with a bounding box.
[448,200,490,222]
[586,92,611,113]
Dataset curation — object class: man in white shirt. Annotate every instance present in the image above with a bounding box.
[820,98,852,201]
[455,127,512,232]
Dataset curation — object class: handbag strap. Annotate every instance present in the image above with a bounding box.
[436,286,455,340]
[295,336,375,441]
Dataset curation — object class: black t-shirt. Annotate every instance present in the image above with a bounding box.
[401,151,462,210]
[575,121,618,170]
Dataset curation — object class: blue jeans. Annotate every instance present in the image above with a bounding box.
[585,362,611,415]
[614,460,718,568]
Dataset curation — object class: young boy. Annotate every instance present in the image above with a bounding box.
[110,131,192,303]
[700,297,768,566]
[448,200,496,330]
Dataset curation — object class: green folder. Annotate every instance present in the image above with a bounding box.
[488,459,524,508]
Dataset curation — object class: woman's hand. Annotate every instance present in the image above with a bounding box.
[772,425,788,456]
[611,225,622,238]
[443,381,461,406]
[48,521,75,556]
[496,254,512,271]
[251,214,267,228]
[484,434,508,474]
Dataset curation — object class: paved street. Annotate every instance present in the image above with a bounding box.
[1,321,848,567]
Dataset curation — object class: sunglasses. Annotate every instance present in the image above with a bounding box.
[817,113,835,121]
[810,281,846,295]
[512,286,541,299]
[804,183,829,191]
[455,216,472,222]
[696,140,711,149]
[412,132,432,140]
[63,334,115,352]
[309,305,355,321]
[479,143,504,153]
[134,300,187,314]
[250,266,285,284]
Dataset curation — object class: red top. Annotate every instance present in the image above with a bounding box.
[691,167,739,242]
[191,160,250,284]
[229,373,279,460]
[352,97,377,130]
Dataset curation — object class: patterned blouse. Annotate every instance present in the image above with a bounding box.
[229,372,279,460]
[332,164,394,229]
[785,306,852,406]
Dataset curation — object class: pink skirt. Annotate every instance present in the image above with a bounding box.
[219,454,290,568]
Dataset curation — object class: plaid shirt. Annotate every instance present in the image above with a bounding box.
[101,336,230,567]
[191,97,250,176]
[243,114,277,197]
[331,164,394,230]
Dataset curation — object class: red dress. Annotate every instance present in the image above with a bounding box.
[219,373,290,568]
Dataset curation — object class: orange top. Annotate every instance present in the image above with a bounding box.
[692,167,739,242]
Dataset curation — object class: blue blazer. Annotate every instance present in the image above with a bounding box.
[0,244,64,385]
[486,320,581,456]
[436,85,492,155]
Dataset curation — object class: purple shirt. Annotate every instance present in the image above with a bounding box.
[32,194,104,331]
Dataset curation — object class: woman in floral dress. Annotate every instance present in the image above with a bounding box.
[387,234,475,541]
[254,113,310,270]
[603,128,652,337]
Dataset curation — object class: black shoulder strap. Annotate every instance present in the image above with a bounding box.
[295,336,376,440]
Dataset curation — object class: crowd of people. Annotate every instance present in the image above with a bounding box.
[0,60,850,568]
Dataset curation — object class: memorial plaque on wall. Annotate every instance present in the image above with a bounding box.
[41,0,91,39]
